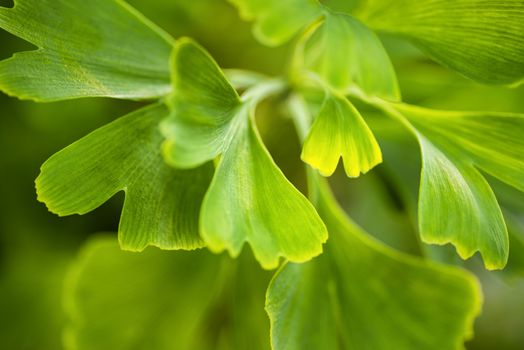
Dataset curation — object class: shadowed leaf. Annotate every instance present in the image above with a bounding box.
[267,176,481,350]
[64,236,271,350]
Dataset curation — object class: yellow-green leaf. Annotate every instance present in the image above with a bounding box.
[385,103,524,269]
[417,137,508,269]
[228,0,322,46]
[162,39,327,269]
[201,115,327,269]
[301,92,382,177]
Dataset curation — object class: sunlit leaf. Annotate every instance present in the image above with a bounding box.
[228,0,322,46]
[0,0,174,101]
[301,92,382,177]
[417,137,507,270]
[385,103,524,269]
[355,0,524,85]
[201,115,327,269]
[301,11,400,100]
[64,236,271,350]
[267,175,481,350]
[36,103,213,251]
[162,39,327,269]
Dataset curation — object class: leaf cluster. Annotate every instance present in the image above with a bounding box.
[1,0,524,348]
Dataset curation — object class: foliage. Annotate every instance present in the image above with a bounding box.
[1,0,523,349]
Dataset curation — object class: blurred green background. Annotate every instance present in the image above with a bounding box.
[0,0,523,349]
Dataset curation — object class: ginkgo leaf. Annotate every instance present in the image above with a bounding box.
[161,38,241,169]
[301,11,400,100]
[201,115,328,269]
[162,39,327,269]
[355,0,524,85]
[64,236,271,350]
[267,175,481,350]
[36,103,213,251]
[228,0,322,46]
[301,92,382,177]
[385,103,524,269]
[0,0,174,101]
[416,137,508,269]
[397,105,524,192]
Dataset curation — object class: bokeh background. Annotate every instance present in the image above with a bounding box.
[0,0,523,349]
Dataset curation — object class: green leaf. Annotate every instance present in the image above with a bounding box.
[398,105,524,192]
[228,0,322,46]
[355,0,524,85]
[64,236,271,350]
[36,103,213,251]
[301,92,382,177]
[161,39,241,168]
[266,176,482,350]
[300,11,400,100]
[201,116,328,269]
[0,0,174,101]
[490,180,524,275]
[417,138,508,270]
[162,39,327,269]
[386,103,524,269]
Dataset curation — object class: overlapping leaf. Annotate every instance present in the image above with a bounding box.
[386,103,524,269]
[161,39,327,269]
[267,175,481,350]
[300,11,400,100]
[228,0,322,46]
[355,0,524,85]
[64,236,271,350]
[0,0,174,101]
[301,92,382,177]
[36,103,213,251]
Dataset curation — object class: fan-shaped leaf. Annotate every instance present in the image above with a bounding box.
[36,103,213,251]
[356,0,524,85]
[386,103,524,269]
[162,39,327,269]
[228,0,322,46]
[301,12,400,100]
[0,0,174,101]
[267,176,481,350]
[301,92,382,177]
